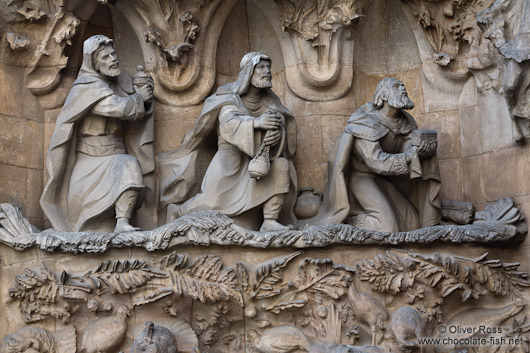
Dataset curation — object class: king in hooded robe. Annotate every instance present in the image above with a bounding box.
[40,35,155,233]
[300,78,441,232]
[158,52,297,231]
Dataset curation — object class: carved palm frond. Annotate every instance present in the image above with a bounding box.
[358,251,530,302]
[82,259,168,295]
[170,255,243,306]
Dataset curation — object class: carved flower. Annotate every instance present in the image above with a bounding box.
[179,11,193,24]
[418,8,433,28]
[417,298,443,323]
[407,286,425,304]
[187,23,200,41]
[145,27,161,45]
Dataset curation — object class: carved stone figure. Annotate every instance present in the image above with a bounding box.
[40,35,155,233]
[130,322,178,353]
[348,280,388,346]
[248,326,312,352]
[80,305,130,353]
[386,307,425,353]
[303,78,441,232]
[159,52,297,231]
[0,327,56,353]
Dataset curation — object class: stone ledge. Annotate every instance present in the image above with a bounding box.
[0,198,526,253]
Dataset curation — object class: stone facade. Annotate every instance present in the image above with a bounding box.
[1,0,530,352]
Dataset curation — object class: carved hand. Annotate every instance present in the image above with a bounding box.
[263,129,281,146]
[134,83,154,102]
[254,111,282,130]
[417,139,438,159]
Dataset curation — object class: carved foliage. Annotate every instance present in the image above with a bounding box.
[277,0,364,47]
[358,250,530,302]
[108,0,238,106]
[401,0,490,66]
[6,250,530,352]
[3,0,79,95]
[81,259,168,295]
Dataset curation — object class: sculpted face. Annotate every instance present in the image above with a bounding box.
[250,59,272,89]
[95,45,121,78]
[386,80,415,110]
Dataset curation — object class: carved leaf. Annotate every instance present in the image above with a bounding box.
[252,251,302,299]
[0,203,38,249]
[160,251,188,270]
[297,258,352,300]
[8,264,60,323]
[357,251,418,294]
[9,266,58,303]
[235,262,249,291]
[403,251,530,301]
[172,255,243,306]
[469,255,530,299]
[84,259,167,294]
[134,287,174,306]
[475,198,523,225]
[262,299,306,314]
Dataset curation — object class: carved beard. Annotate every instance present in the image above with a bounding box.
[251,75,272,89]
[387,91,415,110]
[97,64,121,78]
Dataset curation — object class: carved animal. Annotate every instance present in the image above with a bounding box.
[80,305,130,353]
[387,307,425,353]
[0,327,56,353]
[129,322,178,353]
[248,326,312,353]
[348,280,389,345]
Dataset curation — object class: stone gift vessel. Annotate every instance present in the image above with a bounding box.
[1,1,530,353]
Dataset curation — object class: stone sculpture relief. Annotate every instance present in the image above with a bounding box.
[3,250,529,352]
[252,0,369,101]
[401,0,489,67]
[39,35,155,233]
[1,3,530,353]
[129,322,179,353]
[1,0,80,96]
[401,0,530,144]
[101,0,239,106]
[476,0,530,144]
[159,52,298,232]
[301,78,441,232]
[0,197,526,252]
[0,326,76,353]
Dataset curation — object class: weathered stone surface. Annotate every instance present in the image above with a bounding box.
[0,116,43,170]
[459,105,483,157]
[417,110,461,160]
[295,115,324,166]
[0,2,530,352]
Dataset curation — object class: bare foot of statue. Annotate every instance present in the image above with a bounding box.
[114,218,140,233]
[260,219,290,232]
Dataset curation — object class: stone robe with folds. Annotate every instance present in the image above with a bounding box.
[158,83,297,227]
[301,103,441,232]
[40,53,154,232]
